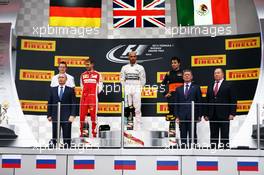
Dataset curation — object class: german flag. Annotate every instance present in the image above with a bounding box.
[49,0,102,27]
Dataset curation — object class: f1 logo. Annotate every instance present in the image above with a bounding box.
[121,45,148,56]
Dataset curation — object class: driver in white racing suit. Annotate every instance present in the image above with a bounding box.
[120,51,146,130]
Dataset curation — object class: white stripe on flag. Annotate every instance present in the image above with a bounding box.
[193,0,213,25]
[114,156,137,161]
[36,155,56,160]
[156,156,180,161]
[237,157,259,162]
[196,157,218,161]
[2,155,22,159]
[73,156,95,160]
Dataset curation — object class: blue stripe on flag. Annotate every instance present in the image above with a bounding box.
[197,161,218,166]
[74,160,95,165]
[2,159,21,164]
[36,160,56,164]
[115,160,136,165]
[157,161,178,166]
[238,162,258,166]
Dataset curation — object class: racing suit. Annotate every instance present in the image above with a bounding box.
[80,70,103,137]
[120,63,146,130]
[161,69,183,115]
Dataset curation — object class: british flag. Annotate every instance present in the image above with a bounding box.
[113,0,165,28]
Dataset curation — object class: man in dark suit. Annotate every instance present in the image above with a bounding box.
[47,74,76,147]
[204,68,237,149]
[174,69,202,148]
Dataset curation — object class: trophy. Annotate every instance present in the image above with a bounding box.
[0,100,9,125]
[0,100,17,144]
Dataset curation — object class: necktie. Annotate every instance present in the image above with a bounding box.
[184,84,189,98]
[59,86,63,100]
[214,81,219,96]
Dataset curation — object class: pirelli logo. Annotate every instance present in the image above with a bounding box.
[157,72,166,83]
[237,100,252,112]
[101,72,120,83]
[225,37,260,50]
[98,102,121,114]
[191,55,226,67]
[142,87,158,98]
[200,86,208,97]
[75,86,82,98]
[21,39,56,51]
[19,69,54,81]
[20,100,48,112]
[54,56,89,67]
[157,103,169,114]
[226,68,260,81]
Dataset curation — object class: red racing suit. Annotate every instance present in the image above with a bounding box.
[80,70,103,137]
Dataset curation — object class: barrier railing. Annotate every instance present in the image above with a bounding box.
[0,102,262,150]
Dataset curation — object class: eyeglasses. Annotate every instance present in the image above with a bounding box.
[129,56,137,57]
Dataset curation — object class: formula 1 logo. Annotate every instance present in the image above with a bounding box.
[106,44,166,64]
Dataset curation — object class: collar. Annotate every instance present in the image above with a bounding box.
[59,85,66,88]
[185,82,191,86]
[130,63,137,66]
[172,68,180,72]
[215,79,224,83]
[86,70,94,73]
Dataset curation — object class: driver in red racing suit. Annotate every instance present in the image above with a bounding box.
[80,58,103,138]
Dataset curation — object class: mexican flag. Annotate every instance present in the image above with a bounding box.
[176,0,230,26]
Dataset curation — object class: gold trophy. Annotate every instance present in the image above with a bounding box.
[0,100,9,125]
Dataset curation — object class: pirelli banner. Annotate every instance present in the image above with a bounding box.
[16,34,261,116]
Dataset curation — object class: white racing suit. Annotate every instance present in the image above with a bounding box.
[120,63,146,130]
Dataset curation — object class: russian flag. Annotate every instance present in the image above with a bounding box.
[237,158,259,171]
[196,157,218,171]
[36,155,56,169]
[73,156,95,170]
[2,155,21,169]
[157,160,179,170]
[114,157,136,170]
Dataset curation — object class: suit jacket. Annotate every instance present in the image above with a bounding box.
[47,86,76,121]
[205,80,237,121]
[174,83,202,120]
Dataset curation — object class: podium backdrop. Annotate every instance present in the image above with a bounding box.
[16,33,261,116]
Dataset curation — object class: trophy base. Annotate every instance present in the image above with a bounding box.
[0,124,17,146]
[0,124,17,138]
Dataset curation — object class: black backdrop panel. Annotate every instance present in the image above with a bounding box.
[16,33,261,116]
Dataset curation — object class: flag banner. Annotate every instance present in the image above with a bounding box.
[113,0,165,28]
[36,155,56,169]
[196,157,218,171]
[2,155,22,169]
[73,156,95,170]
[176,0,230,26]
[157,160,179,170]
[237,158,259,172]
[114,157,136,170]
[49,0,102,27]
